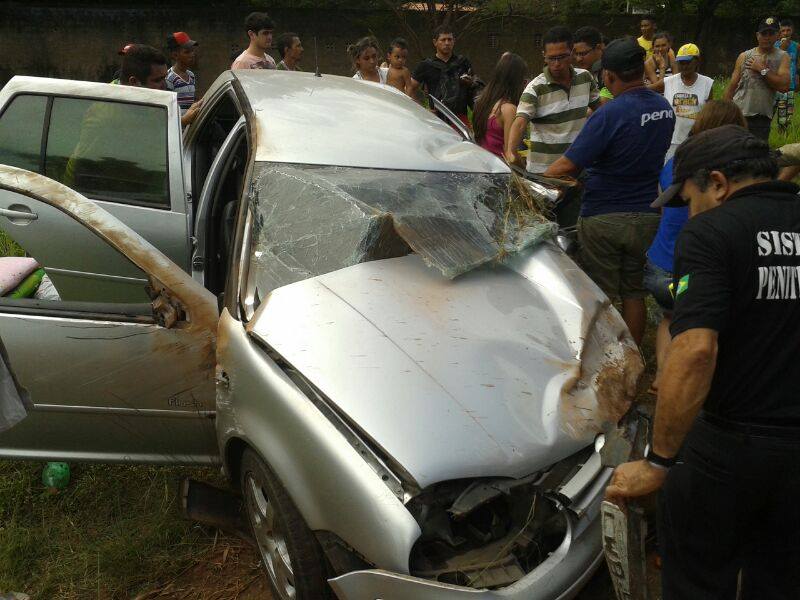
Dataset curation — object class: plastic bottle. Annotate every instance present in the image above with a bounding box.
[42,462,70,490]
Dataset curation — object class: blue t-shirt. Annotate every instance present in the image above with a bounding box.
[775,39,798,91]
[565,87,674,217]
[646,157,689,273]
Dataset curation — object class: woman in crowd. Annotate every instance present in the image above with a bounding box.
[644,31,678,85]
[472,52,528,158]
[644,99,747,392]
[349,37,388,84]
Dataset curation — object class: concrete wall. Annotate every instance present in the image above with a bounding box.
[0,3,794,94]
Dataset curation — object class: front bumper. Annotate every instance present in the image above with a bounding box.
[329,468,610,600]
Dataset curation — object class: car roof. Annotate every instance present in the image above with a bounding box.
[0,76,179,109]
[230,70,508,173]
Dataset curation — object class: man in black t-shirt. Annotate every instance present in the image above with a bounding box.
[410,25,476,128]
[606,125,800,599]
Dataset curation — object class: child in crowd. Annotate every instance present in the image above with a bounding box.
[165,32,203,127]
[350,37,388,84]
[165,32,198,115]
[386,38,412,96]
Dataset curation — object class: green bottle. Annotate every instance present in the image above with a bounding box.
[42,462,70,490]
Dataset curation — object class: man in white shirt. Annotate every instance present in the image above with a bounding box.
[650,43,713,158]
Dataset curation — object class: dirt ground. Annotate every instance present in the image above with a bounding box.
[133,537,661,600]
[132,540,270,600]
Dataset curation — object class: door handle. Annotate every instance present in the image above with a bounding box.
[0,207,38,223]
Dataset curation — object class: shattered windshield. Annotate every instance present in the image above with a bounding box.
[247,163,557,295]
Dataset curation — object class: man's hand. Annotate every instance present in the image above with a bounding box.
[605,459,668,508]
[779,37,790,51]
[181,99,204,128]
[542,154,579,179]
[744,54,767,74]
[459,73,475,87]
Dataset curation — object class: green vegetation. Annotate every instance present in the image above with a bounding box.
[0,230,24,257]
[0,461,230,598]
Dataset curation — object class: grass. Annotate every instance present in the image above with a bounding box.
[0,231,24,257]
[0,462,231,598]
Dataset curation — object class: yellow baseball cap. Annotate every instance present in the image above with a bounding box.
[676,43,700,61]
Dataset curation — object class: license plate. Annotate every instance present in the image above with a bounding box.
[601,500,648,600]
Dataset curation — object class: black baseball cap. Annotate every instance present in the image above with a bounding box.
[601,37,645,73]
[651,125,771,208]
[758,16,779,33]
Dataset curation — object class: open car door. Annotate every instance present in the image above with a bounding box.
[0,166,219,465]
[0,77,192,303]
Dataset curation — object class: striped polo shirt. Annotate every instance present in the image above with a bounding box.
[517,67,599,174]
[166,68,196,116]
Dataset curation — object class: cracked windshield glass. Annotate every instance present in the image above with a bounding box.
[247,163,557,296]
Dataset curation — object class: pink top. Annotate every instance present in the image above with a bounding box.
[231,51,276,70]
[480,114,505,158]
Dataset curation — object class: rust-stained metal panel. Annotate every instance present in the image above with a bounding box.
[0,166,219,463]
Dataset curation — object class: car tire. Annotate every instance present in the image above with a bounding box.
[240,448,333,599]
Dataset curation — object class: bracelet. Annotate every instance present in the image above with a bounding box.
[644,443,677,469]
[646,459,671,471]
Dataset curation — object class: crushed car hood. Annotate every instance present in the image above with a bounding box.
[248,244,642,489]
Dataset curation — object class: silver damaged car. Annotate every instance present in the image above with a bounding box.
[0,71,643,599]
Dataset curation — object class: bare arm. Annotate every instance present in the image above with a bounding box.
[542,154,579,179]
[779,165,800,182]
[403,69,414,97]
[723,53,745,101]
[767,53,791,93]
[668,49,678,75]
[504,116,528,167]
[644,57,659,83]
[746,52,791,92]
[499,102,517,156]
[605,328,718,505]
[180,99,203,129]
[647,78,665,93]
[652,329,718,458]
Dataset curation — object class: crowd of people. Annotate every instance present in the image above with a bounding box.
[99,10,800,598]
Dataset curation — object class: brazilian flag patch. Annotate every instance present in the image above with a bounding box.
[669,274,690,299]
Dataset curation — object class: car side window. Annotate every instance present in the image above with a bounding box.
[192,93,241,195]
[0,192,150,306]
[44,97,169,208]
[0,94,47,174]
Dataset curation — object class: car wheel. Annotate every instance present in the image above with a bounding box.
[240,448,332,599]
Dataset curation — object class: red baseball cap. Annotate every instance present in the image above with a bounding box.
[167,32,198,50]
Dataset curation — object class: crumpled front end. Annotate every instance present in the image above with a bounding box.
[248,236,644,598]
[329,441,613,599]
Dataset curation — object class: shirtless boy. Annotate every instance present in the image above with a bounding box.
[386,38,413,96]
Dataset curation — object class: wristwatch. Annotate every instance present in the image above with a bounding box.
[644,444,676,470]
[760,67,770,77]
